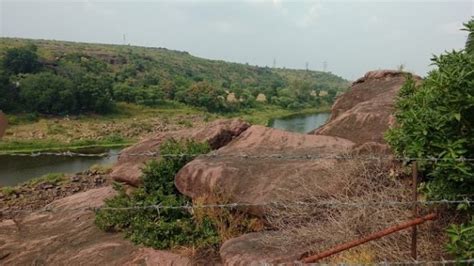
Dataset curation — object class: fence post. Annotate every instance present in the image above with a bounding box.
[411,161,418,260]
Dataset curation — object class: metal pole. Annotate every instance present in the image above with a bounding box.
[411,161,418,260]
[301,213,437,263]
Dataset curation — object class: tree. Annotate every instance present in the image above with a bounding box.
[0,70,18,112]
[19,72,76,114]
[74,73,115,113]
[385,20,474,200]
[2,45,41,74]
[184,81,228,112]
[463,19,474,55]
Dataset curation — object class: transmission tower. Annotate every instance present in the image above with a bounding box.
[323,61,328,72]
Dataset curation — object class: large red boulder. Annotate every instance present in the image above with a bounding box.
[175,125,355,215]
[111,119,250,186]
[0,187,191,265]
[312,70,421,144]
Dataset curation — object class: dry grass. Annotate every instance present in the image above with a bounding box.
[193,193,265,243]
[260,157,454,263]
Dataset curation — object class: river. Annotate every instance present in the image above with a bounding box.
[268,112,330,133]
[0,148,121,186]
[1,112,330,187]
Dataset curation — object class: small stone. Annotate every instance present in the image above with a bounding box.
[70,176,81,182]
[42,184,54,190]
[72,187,81,193]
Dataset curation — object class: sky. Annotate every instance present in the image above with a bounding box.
[1,0,472,80]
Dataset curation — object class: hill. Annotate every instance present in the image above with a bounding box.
[0,37,349,114]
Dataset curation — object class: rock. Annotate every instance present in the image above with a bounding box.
[311,70,422,144]
[220,232,304,265]
[111,119,250,186]
[70,175,81,182]
[175,126,355,216]
[0,187,191,265]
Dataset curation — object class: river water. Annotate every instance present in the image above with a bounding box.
[0,148,121,186]
[268,112,330,133]
[1,112,330,187]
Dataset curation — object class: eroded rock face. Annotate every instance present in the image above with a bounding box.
[111,119,250,186]
[312,70,421,144]
[175,126,355,216]
[0,187,191,265]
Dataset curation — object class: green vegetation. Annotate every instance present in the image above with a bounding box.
[386,21,474,201]
[446,217,474,260]
[0,38,348,115]
[0,138,132,154]
[386,19,474,259]
[95,139,258,250]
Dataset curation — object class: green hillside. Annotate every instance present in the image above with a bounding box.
[0,37,349,114]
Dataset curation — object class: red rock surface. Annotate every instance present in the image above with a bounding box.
[0,187,191,265]
[111,119,250,186]
[175,125,355,215]
[312,70,421,144]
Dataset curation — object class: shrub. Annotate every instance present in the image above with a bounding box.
[446,216,474,259]
[2,45,41,75]
[19,72,76,114]
[385,23,474,201]
[95,139,219,249]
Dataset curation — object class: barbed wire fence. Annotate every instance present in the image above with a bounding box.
[1,151,473,264]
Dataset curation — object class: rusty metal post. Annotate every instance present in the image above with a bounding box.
[411,161,418,260]
[301,213,437,264]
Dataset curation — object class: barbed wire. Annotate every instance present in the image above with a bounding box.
[2,150,474,163]
[2,200,472,215]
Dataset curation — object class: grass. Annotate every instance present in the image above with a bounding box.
[0,138,133,154]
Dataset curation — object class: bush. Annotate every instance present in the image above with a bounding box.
[446,216,474,259]
[183,81,229,112]
[385,23,474,201]
[2,45,41,75]
[19,72,76,114]
[95,139,219,249]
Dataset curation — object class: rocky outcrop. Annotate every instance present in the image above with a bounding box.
[175,125,355,215]
[0,187,191,265]
[312,70,421,144]
[111,119,250,186]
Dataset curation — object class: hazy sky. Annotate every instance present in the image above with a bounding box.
[1,0,472,80]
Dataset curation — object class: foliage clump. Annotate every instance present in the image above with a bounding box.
[385,21,474,201]
[446,216,474,260]
[95,139,260,250]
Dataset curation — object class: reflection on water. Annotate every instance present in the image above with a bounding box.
[268,112,330,133]
[0,148,121,186]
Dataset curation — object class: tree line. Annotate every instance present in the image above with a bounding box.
[0,40,348,115]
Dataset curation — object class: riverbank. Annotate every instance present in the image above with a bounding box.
[0,103,330,154]
[0,166,113,220]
